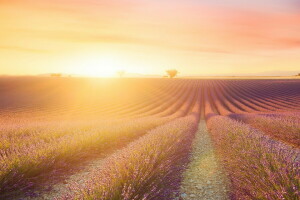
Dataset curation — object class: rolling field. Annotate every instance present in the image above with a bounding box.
[0,77,299,200]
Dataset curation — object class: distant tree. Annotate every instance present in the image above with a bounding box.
[51,73,62,77]
[166,69,178,78]
[298,73,300,76]
[117,70,125,78]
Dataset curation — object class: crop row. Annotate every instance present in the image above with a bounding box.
[204,80,300,115]
[207,114,300,199]
[1,78,299,119]
[0,117,173,194]
[231,113,300,147]
[0,78,195,119]
[60,114,199,200]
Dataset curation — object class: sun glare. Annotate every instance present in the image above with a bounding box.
[68,53,124,77]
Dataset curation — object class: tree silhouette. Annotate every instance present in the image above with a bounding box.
[51,73,62,77]
[166,69,178,78]
[117,70,125,78]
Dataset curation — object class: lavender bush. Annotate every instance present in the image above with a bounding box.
[0,117,172,193]
[207,115,300,199]
[61,114,199,200]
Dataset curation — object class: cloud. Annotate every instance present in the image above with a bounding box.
[9,27,233,55]
[0,45,50,53]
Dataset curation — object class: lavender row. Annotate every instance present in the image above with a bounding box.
[60,114,199,200]
[207,115,300,199]
[0,117,172,194]
[231,113,300,147]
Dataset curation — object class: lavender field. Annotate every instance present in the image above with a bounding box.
[0,77,299,200]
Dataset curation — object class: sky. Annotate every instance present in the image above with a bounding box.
[0,0,300,77]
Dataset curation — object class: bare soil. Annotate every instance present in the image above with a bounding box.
[179,120,230,200]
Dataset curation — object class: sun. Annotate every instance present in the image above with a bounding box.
[68,53,124,77]
[83,57,119,77]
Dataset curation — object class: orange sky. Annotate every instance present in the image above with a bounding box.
[0,0,300,76]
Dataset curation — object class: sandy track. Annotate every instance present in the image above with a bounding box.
[179,120,229,200]
[20,154,108,200]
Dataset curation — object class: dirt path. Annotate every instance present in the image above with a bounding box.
[21,154,107,200]
[179,120,229,200]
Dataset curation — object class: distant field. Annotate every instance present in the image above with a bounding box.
[181,76,300,79]
[0,77,299,200]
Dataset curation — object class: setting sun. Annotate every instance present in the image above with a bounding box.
[66,53,125,77]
